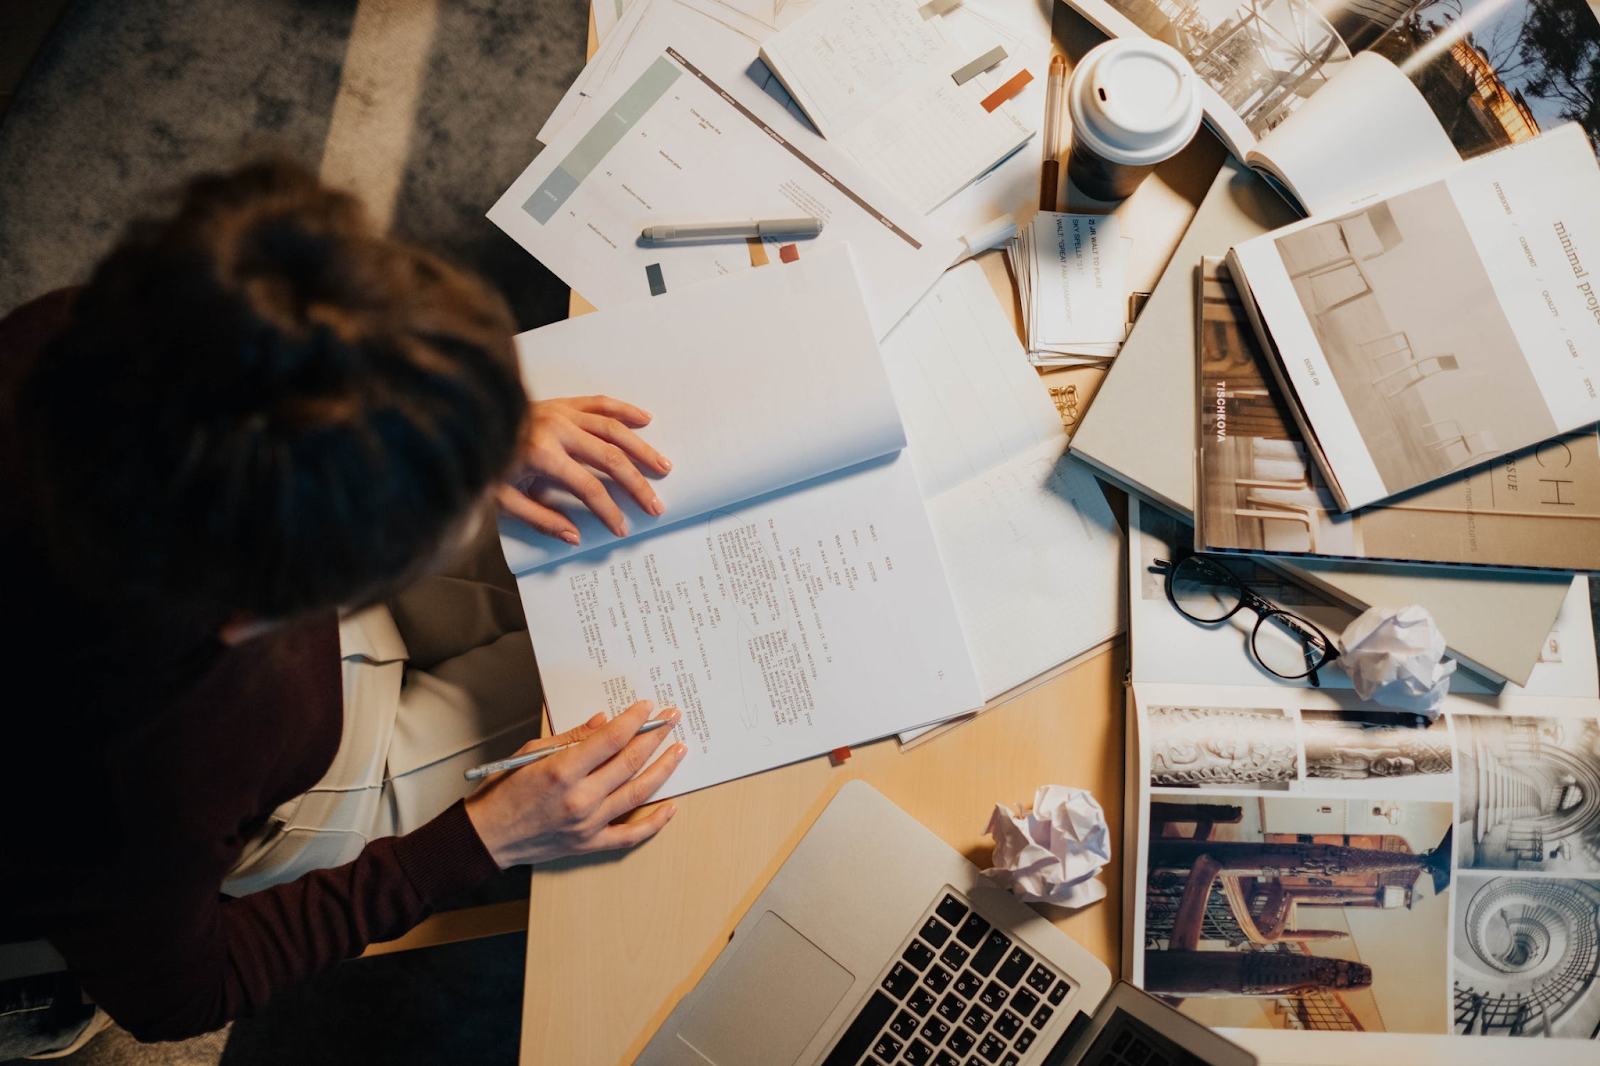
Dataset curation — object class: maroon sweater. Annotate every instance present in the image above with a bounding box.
[0,291,501,1041]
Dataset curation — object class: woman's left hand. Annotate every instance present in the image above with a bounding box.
[496,395,671,545]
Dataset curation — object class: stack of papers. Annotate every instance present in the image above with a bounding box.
[1007,211,1131,367]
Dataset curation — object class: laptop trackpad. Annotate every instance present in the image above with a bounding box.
[678,911,854,1065]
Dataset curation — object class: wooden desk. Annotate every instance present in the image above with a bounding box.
[519,8,1223,1063]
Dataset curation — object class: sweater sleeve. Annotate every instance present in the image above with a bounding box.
[47,800,500,1042]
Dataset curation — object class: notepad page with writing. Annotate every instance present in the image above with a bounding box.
[497,248,906,575]
[759,0,1035,213]
[880,263,1123,701]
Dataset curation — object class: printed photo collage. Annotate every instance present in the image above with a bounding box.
[1129,690,1600,1042]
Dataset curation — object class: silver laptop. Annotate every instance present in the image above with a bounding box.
[640,781,1254,1066]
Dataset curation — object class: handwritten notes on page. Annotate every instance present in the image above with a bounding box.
[501,249,983,798]
[760,0,1035,213]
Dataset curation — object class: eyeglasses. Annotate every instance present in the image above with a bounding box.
[1152,555,1340,686]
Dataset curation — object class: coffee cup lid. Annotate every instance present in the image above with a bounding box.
[1067,39,1202,167]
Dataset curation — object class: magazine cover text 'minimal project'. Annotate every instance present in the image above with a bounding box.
[1227,123,1600,512]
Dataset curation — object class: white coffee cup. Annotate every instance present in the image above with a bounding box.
[1066,38,1202,201]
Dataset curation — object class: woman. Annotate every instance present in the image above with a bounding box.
[0,159,684,1051]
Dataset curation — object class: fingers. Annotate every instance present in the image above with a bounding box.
[576,411,672,476]
[543,452,630,537]
[541,712,607,750]
[595,740,687,824]
[570,395,652,427]
[495,484,581,545]
[564,699,658,776]
[590,706,682,794]
[586,802,678,853]
[559,420,665,518]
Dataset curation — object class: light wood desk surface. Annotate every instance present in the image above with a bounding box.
[519,8,1225,1063]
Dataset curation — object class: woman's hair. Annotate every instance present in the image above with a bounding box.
[18,158,527,622]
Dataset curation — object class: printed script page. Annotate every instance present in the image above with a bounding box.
[516,450,986,797]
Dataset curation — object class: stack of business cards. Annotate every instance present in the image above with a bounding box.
[1007,211,1131,367]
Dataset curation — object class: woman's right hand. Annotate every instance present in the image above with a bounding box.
[464,700,687,868]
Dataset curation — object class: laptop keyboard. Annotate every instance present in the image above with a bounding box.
[820,887,1073,1066]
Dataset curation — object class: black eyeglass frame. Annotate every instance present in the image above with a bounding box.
[1152,554,1341,687]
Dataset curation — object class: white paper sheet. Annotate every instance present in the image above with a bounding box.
[498,247,903,574]
[517,450,986,797]
[758,0,1034,213]
[490,31,957,338]
[1246,52,1459,216]
[881,263,1123,701]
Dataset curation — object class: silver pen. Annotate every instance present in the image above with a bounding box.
[463,718,676,780]
[640,217,824,242]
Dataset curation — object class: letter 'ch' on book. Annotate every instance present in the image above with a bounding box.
[1069,160,1575,687]
[757,0,1035,213]
[498,248,984,798]
[1227,124,1600,513]
[1195,257,1600,572]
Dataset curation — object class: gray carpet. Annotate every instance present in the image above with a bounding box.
[0,0,587,333]
[0,1,587,1063]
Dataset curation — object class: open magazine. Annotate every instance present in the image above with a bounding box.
[1193,257,1600,571]
[1060,0,1600,213]
[1225,123,1600,512]
[1123,498,1600,1055]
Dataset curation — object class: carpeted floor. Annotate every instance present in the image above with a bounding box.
[0,1,586,1063]
[0,0,587,333]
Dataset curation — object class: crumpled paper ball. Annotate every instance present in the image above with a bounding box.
[981,785,1110,907]
[1337,604,1456,716]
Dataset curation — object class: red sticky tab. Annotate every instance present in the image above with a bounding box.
[830,746,852,765]
[980,68,1033,113]
[779,243,801,263]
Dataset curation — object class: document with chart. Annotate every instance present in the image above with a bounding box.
[499,250,984,797]
[488,32,958,337]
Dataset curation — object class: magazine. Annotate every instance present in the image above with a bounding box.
[1193,257,1600,570]
[1059,0,1600,213]
[1122,498,1600,1053]
[1225,123,1600,512]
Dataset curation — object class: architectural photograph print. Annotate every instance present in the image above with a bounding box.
[1143,795,1455,1033]
[1148,706,1300,789]
[1272,187,1556,495]
[1456,714,1600,874]
[1371,0,1600,160]
[1452,873,1600,1039]
[1302,709,1452,781]
[1082,0,1356,140]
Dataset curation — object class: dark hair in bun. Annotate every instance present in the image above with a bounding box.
[19,158,526,621]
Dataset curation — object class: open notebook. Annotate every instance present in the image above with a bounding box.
[499,248,985,797]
